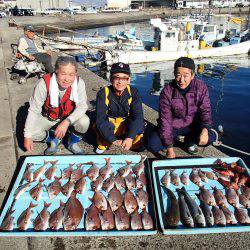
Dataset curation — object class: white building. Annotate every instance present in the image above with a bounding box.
[16,0,71,10]
[80,0,131,9]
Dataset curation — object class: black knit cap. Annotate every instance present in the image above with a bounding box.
[110,62,131,76]
[174,57,195,71]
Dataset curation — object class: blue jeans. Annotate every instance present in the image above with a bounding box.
[147,126,216,153]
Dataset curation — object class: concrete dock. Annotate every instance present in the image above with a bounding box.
[0,12,249,250]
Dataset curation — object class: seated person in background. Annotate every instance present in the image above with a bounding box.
[147,57,216,158]
[18,24,53,73]
[23,56,90,155]
[95,62,144,154]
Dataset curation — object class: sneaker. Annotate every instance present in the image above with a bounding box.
[187,144,199,155]
[95,148,106,154]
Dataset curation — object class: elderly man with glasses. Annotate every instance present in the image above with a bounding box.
[95,62,145,154]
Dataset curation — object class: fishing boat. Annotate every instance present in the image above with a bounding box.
[103,18,250,65]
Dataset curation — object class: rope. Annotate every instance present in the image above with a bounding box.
[211,129,250,156]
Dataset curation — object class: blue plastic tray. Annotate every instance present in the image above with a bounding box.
[0,155,157,236]
[151,157,250,235]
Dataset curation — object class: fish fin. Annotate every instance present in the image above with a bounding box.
[76,163,84,168]
[125,160,132,165]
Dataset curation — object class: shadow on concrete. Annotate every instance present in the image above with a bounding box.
[0,155,26,215]
[15,102,29,151]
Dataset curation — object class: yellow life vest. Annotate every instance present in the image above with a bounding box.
[104,85,132,107]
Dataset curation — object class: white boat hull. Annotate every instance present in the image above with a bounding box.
[105,41,250,65]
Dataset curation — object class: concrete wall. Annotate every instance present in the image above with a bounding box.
[16,0,69,10]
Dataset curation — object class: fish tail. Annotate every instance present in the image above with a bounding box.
[30,202,38,208]
[104,157,111,165]
[69,163,75,167]
[125,160,132,165]
[59,200,65,207]
[44,201,51,208]
[140,155,146,162]
[39,178,45,183]
[77,163,84,168]
[86,161,94,165]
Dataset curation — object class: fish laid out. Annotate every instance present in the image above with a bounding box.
[158,159,250,231]
[1,156,154,233]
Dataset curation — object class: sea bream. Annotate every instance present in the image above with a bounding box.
[86,162,99,181]
[234,208,250,225]
[161,170,171,188]
[14,182,32,200]
[91,191,108,211]
[102,176,115,193]
[34,202,51,231]
[49,200,65,230]
[177,187,205,227]
[118,161,132,178]
[198,169,208,183]
[22,163,34,183]
[170,170,180,186]
[212,206,226,226]
[70,163,84,182]
[85,205,101,231]
[46,177,61,200]
[107,187,123,212]
[225,187,239,207]
[131,209,143,230]
[136,189,149,210]
[17,202,37,231]
[239,194,250,208]
[61,177,75,197]
[212,186,228,207]
[136,172,147,189]
[124,173,136,190]
[99,158,112,180]
[177,192,194,228]
[189,168,202,187]
[196,193,214,227]
[141,209,154,230]
[91,175,104,191]
[29,179,44,201]
[221,206,237,225]
[100,204,115,230]
[114,173,126,190]
[199,186,216,206]
[124,190,138,214]
[114,206,130,230]
[202,171,218,180]
[61,164,74,180]
[162,186,180,228]
[132,155,146,177]
[44,160,58,180]
[74,176,87,194]
[180,170,189,186]
[33,160,51,181]
[63,191,83,230]
[0,209,15,231]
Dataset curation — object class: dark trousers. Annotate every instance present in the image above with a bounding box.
[33,53,53,73]
[147,126,216,153]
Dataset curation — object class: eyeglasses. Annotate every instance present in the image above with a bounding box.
[111,76,130,82]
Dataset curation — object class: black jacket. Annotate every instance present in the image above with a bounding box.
[96,85,144,143]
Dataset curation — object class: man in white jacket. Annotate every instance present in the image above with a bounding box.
[18,24,53,73]
[23,56,90,155]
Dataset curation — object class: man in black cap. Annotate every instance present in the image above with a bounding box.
[148,57,216,158]
[95,62,144,154]
[17,24,53,73]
